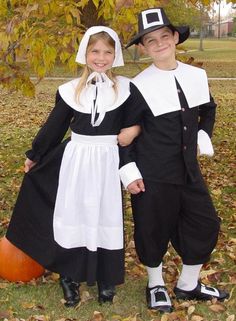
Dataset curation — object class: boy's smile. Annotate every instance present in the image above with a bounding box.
[140,27,179,70]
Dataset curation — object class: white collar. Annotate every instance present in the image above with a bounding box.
[132,61,210,116]
[58,75,130,126]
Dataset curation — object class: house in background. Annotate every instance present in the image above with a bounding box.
[212,18,234,37]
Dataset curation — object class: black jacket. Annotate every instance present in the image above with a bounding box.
[119,81,216,185]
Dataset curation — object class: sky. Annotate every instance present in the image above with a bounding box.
[213,1,235,18]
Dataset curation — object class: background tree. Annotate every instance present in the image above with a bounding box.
[2,0,234,96]
[0,0,113,96]
[188,0,216,50]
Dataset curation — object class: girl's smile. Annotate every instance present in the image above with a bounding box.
[86,39,115,73]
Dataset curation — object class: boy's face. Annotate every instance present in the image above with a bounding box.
[139,27,179,68]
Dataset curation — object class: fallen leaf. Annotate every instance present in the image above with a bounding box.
[160,314,169,321]
[200,269,218,279]
[208,303,226,312]
[89,311,105,321]
[0,310,13,319]
[187,305,195,315]
[80,290,93,302]
[190,316,204,321]
[55,318,76,321]
[0,282,9,289]
[28,315,50,321]
[21,302,36,309]
[175,301,195,309]
[129,313,141,321]
[228,238,236,244]
[212,189,222,196]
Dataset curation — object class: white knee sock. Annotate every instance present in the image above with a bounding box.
[146,263,165,288]
[176,264,203,291]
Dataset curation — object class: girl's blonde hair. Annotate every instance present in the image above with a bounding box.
[75,31,118,102]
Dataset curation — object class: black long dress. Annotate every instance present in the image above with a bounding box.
[6,76,130,286]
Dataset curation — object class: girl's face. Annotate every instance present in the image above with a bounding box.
[86,39,115,73]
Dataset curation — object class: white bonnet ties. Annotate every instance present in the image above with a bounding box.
[75,26,124,67]
[79,72,116,127]
[86,71,114,87]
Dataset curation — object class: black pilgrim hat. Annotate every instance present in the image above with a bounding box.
[126,7,190,48]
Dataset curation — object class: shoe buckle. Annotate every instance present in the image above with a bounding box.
[200,283,220,297]
[150,287,171,308]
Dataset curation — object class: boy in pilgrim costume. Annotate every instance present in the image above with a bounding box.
[119,7,229,313]
[6,26,139,307]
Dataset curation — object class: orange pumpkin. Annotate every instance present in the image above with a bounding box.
[0,236,45,282]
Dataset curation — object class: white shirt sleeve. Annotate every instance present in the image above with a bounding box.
[197,129,214,157]
[119,162,143,189]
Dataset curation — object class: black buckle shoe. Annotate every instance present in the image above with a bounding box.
[97,282,115,303]
[146,285,173,313]
[60,276,80,307]
[174,281,229,302]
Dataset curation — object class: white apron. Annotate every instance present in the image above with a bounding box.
[53,132,123,251]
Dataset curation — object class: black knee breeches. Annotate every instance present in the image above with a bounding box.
[131,177,220,267]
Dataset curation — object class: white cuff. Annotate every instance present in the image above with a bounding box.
[119,162,142,189]
[197,129,214,157]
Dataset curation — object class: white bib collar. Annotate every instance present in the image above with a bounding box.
[132,61,210,117]
[58,75,130,126]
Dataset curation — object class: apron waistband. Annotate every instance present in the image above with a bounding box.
[71,132,117,145]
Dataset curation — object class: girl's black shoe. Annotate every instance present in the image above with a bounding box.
[60,276,80,307]
[97,282,115,303]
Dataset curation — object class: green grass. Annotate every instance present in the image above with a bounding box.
[16,38,236,79]
[0,66,236,320]
[183,38,236,50]
[123,38,236,78]
[180,39,236,77]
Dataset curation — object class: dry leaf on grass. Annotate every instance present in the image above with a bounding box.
[208,303,226,312]
[28,315,50,321]
[0,310,13,319]
[21,302,37,309]
[89,311,106,321]
[80,290,94,302]
[0,282,10,289]
[55,318,77,321]
[190,315,204,321]
[187,305,195,315]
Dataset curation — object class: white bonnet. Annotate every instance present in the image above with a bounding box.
[75,26,124,67]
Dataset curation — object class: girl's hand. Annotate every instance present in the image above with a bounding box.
[24,158,37,173]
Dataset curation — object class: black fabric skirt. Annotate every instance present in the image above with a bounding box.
[6,140,124,286]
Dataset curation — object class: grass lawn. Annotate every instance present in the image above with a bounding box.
[123,38,236,78]
[22,38,236,79]
[0,51,236,320]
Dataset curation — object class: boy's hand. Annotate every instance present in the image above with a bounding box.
[127,179,145,194]
[118,125,141,146]
[24,158,37,173]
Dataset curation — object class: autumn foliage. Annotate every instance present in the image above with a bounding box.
[0,0,218,96]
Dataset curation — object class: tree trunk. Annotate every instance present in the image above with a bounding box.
[199,4,204,51]
[80,0,105,28]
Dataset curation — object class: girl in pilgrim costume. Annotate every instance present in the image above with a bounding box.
[6,26,139,307]
[119,7,229,313]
